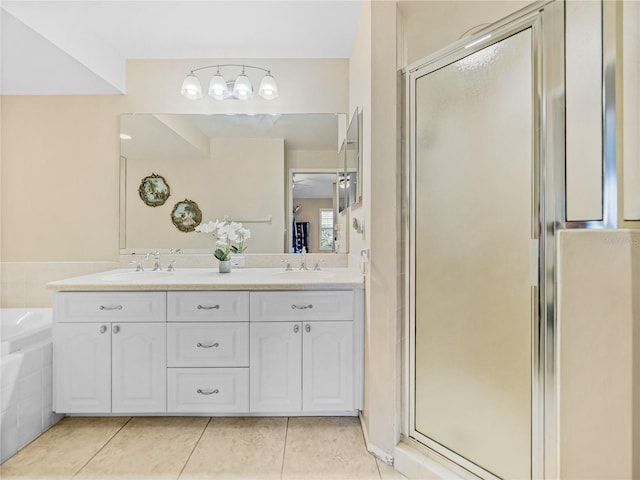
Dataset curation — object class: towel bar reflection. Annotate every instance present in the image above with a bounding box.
[223,214,273,224]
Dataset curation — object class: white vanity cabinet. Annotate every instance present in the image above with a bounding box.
[53,292,166,414]
[50,278,363,417]
[250,291,357,414]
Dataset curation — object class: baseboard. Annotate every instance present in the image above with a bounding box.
[358,411,394,465]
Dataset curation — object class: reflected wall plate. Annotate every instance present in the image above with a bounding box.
[139,173,170,207]
[170,199,202,232]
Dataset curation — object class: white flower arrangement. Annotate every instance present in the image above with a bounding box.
[194,220,251,261]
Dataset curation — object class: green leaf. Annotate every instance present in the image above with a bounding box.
[214,248,229,261]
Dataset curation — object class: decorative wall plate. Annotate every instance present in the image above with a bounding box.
[139,173,170,207]
[171,199,202,232]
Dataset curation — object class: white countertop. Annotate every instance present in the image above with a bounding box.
[47,267,364,291]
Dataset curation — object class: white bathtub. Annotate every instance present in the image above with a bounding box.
[0,308,61,464]
[1,308,52,356]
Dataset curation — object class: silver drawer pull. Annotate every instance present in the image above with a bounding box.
[196,388,219,395]
[197,304,220,310]
[196,342,220,348]
[291,304,313,310]
[99,305,123,311]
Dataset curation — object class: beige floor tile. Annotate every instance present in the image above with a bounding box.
[180,417,287,480]
[282,417,380,480]
[376,458,407,480]
[0,416,130,480]
[74,416,209,480]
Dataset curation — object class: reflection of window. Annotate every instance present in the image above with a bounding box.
[319,209,334,251]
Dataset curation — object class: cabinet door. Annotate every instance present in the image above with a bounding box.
[250,322,301,412]
[112,322,166,413]
[54,323,111,413]
[302,321,354,412]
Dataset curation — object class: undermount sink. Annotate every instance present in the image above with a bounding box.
[271,270,334,280]
[100,270,174,282]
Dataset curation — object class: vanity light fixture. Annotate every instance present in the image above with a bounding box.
[181,64,278,101]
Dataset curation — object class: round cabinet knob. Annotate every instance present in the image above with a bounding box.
[113,325,120,334]
[293,324,300,333]
[99,325,107,334]
[305,324,311,333]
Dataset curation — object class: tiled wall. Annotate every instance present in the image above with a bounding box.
[0,340,64,463]
[0,262,120,308]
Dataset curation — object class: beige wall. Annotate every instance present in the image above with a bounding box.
[1,95,121,262]
[286,149,338,171]
[398,0,532,65]
[558,230,638,479]
[347,0,399,461]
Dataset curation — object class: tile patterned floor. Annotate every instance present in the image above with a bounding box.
[0,416,407,480]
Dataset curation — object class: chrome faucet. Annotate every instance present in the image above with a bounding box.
[167,248,182,271]
[281,260,293,271]
[299,246,308,271]
[152,249,162,271]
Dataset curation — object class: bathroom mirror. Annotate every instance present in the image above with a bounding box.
[288,171,340,253]
[343,108,361,208]
[622,1,640,223]
[119,113,346,253]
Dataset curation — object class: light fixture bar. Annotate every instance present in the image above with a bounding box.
[181,64,278,101]
[190,64,272,75]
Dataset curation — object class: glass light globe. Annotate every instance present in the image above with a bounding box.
[208,73,229,100]
[180,74,202,100]
[258,73,278,100]
[232,73,253,100]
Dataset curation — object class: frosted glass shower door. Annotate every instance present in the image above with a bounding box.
[413,30,533,479]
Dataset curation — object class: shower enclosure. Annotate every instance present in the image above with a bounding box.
[406,2,563,478]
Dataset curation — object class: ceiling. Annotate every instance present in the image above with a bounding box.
[292,173,336,200]
[1,0,363,95]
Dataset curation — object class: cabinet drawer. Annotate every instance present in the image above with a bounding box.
[53,292,166,323]
[167,323,249,367]
[167,368,249,413]
[250,291,354,322]
[167,292,249,322]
